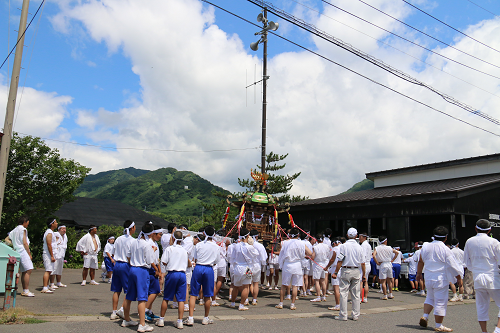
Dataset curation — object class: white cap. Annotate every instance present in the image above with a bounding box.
[347,227,357,238]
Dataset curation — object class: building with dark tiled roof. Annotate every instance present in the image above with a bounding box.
[289,153,500,251]
[54,197,168,230]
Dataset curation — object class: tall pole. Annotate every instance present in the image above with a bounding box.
[261,8,268,175]
[0,0,30,222]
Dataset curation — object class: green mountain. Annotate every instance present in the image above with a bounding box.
[75,167,229,216]
[343,178,374,194]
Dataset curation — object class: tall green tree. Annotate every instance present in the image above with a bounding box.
[237,152,308,203]
[0,133,91,238]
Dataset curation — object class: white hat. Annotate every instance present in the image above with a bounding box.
[347,227,358,238]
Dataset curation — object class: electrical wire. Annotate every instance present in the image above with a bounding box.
[357,0,500,70]
[201,0,500,138]
[290,0,500,100]
[0,0,45,70]
[317,0,500,80]
[247,0,500,126]
[16,132,261,153]
[401,0,500,54]
[466,0,499,17]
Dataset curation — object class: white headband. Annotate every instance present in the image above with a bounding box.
[289,233,299,238]
[58,225,66,230]
[359,234,368,237]
[89,226,96,232]
[335,240,341,244]
[152,229,163,234]
[137,231,153,241]
[433,234,447,238]
[476,225,491,231]
[124,221,135,235]
[451,244,458,248]
[49,219,56,226]
[380,238,387,244]
[108,236,115,241]
[239,231,250,240]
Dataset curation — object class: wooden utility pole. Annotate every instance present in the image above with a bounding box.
[0,0,30,222]
[261,8,268,175]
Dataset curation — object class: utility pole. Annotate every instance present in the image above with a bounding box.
[0,0,30,223]
[250,9,278,176]
[261,8,268,175]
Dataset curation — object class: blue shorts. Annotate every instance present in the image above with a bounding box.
[104,257,114,272]
[126,266,150,302]
[190,265,214,298]
[148,268,161,295]
[111,261,130,293]
[392,263,401,279]
[409,274,416,282]
[164,271,187,302]
[370,258,379,276]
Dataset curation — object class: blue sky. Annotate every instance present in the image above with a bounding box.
[1,0,500,197]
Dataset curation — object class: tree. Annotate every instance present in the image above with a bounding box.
[0,133,91,240]
[237,152,308,203]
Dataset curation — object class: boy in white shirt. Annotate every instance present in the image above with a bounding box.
[373,236,399,300]
[102,236,115,283]
[52,225,68,288]
[158,230,192,329]
[76,225,101,286]
[121,222,157,332]
[145,225,163,322]
[310,234,329,302]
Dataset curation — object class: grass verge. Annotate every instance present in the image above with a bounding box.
[0,307,46,324]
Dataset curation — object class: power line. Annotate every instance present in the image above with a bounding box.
[200,0,500,138]
[17,133,261,153]
[0,0,46,70]
[467,0,500,17]
[357,0,500,70]
[247,0,500,126]
[290,0,500,100]
[318,0,500,80]
[402,0,500,54]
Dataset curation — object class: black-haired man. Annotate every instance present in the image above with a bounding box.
[76,224,101,286]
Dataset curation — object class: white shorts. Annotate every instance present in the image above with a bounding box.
[282,271,303,287]
[363,262,371,279]
[83,254,98,269]
[266,266,270,276]
[308,262,314,276]
[233,265,252,287]
[331,276,339,286]
[303,266,310,276]
[217,265,226,278]
[19,251,33,273]
[252,266,261,283]
[52,258,64,276]
[379,262,392,280]
[43,254,54,272]
[424,280,449,316]
[213,266,217,284]
[268,263,279,271]
[313,264,326,280]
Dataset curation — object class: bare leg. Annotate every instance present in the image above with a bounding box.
[314,280,321,296]
[240,285,249,306]
[423,303,433,315]
[21,270,31,290]
[188,295,196,317]
[251,281,259,300]
[138,301,146,326]
[334,285,340,305]
[49,275,55,285]
[388,278,394,294]
[112,292,121,310]
[291,286,298,303]
[107,271,112,279]
[43,271,51,287]
[280,285,286,303]
[123,299,132,321]
[56,275,62,283]
[89,268,95,281]
[160,300,168,317]
[145,293,158,310]
[82,268,89,281]
[320,277,326,297]
[203,297,210,317]
[274,270,280,287]
[380,279,387,295]
[178,301,184,319]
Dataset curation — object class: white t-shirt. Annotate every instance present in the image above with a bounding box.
[451,246,465,267]
[113,234,135,262]
[337,239,364,267]
[464,233,500,289]
[360,240,372,263]
[10,225,27,254]
[43,229,57,256]
[393,251,403,265]
[129,237,155,268]
[161,233,172,249]
[375,244,394,263]
[313,242,330,265]
[162,243,189,272]
[232,242,259,266]
[54,232,68,259]
[104,242,115,258]
[421,240,463,284]
[193,240,220,266]
[279,239,306,267]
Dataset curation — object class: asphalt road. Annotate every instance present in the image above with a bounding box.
[4,268,494,333]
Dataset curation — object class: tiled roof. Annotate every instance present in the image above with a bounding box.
[293,173,500,206]
[55,197,167,227]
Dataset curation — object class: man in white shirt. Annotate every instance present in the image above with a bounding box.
[464,219,500,333]
[161,223,177,250]
[52,225,68,288]
[330,228,365,321]
[392,246,403,292]
[301,232,313,297]
[76,225,101,286]
[417,226,463,332]
[403,252,418,293]
[10,215,34,297]
[413,241,426,295]
[213,238,230,306]
[276,227,313,310]
[249,229,267,306]
[359,232,371,303]
[449,238,465,302]
[110,220,136,320]
[41,218,58,293]
[185,225,220,326]
[310,234,330,302]
[373,236,399,300]
[326,238,342,311]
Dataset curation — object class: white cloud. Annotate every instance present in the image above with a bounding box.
[40,0,500,199]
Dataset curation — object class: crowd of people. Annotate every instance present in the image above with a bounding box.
[6,216,500,333]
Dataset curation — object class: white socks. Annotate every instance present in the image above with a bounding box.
[435,323,442,329]
[494,327,500,333]
[423,313,429,320]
